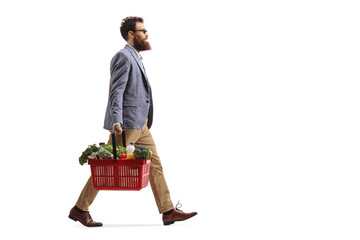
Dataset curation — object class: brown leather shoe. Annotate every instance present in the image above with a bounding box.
[162,202,197,226]
[68,206,103,227]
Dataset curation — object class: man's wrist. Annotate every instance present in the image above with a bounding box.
[112,123,122,127]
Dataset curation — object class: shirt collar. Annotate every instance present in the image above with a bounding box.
[126,44,143,61]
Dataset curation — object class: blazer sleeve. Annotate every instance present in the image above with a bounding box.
[109,52,130,126]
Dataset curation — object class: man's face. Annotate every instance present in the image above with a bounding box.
[132,22,151,52]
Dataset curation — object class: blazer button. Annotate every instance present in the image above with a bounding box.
[146,100,149,103]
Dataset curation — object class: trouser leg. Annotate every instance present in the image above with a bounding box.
[75,176,99,211]
[111,124,174,214]
[136,127,174,214]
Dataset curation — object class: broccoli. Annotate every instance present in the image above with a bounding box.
[134,145,151,160]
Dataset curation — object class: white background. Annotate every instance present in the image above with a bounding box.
[0,0,359,239]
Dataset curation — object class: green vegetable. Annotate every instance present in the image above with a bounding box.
[134,145,151,160]
[101,144,113,154]
[100,144,127,158]
[78,143,128,165]
[97,147,113,159]
[79,144,99,165]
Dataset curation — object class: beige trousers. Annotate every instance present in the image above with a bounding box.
[75,122,174,214]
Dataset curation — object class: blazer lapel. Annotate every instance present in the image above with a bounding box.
[125,45,150,92]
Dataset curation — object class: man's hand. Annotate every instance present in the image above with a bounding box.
[111,124,123,135]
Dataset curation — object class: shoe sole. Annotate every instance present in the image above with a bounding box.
[164,221,175,225]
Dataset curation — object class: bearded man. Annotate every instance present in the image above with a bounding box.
[68,16,197,227]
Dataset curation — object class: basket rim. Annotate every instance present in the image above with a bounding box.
[88,158,151,165]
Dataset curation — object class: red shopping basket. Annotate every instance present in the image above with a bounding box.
[88,158,151,190]
[88,131,151,191]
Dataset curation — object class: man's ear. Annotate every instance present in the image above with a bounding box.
[128,31,134,40]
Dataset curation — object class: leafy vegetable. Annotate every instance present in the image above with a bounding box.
[97,147,113,159]
[79,144,99,165]
[134,145,151,160]
[78,143,128,165]
[100,144,127,158]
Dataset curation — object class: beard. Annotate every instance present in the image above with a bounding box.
[133,34,151,52]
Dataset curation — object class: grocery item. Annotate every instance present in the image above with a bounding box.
[134,145,151,160]
[126,153,135,159]
[79,144,99,165]
[98,147,113,159]
[101,144,127,158]
[87,152,98,159]
[126,142,135,153]
[79,135,151,165]
[79,142,129,165]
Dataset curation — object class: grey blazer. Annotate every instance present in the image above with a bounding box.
[103,44,153,130]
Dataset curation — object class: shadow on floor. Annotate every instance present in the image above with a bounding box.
[103,223,164,227]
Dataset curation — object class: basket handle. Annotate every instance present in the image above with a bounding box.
[111,130,126,160]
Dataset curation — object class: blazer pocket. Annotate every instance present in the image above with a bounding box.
[123,100,139,106]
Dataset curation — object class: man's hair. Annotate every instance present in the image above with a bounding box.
[120,16,144,41]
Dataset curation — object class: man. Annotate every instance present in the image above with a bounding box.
[69,16,197,227]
